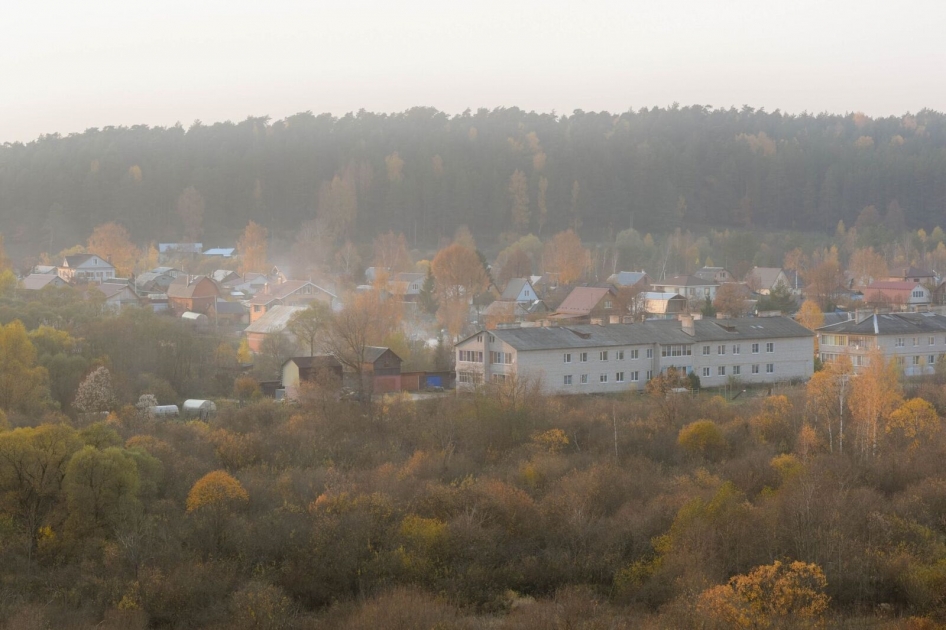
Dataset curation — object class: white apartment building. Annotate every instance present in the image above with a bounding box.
[455,316,815,394]
[818,312,946,376]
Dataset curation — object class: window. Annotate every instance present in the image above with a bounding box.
[733,344,740,355]
[646,370,653,380]
[630,371,639,381]
[766,363,774,374]
[913,356,921,365]
[564,353,572,363]
[702,345,711,355]
[477,335,483,342]
[930,337,936,346]
[580,374,588,384]
[896,338,905,348]
[524,289,530,297]
[490,351,513,364]
[458,371,481,384]
[913,337,919,347]
[752,364,760,374]
[752,343,759,354]
[630,349,639,359]
[580,352,588,362]
[913,289,925,298]
[616,350,624,360]
[733,365,741,375]
[718,366,726,376]
[491,374,507,383]
[615,372,624,382]
[563,375,573,385]
[662,345,691,357]
[702,367,711,377]
[600,351,609,361]
[458,350,483,362]
[604,300,613,309]
[717,345,726,355]
[766,342,774,353]
[646,349,653,359]
[930,355,936,365]
[600,373,609,383]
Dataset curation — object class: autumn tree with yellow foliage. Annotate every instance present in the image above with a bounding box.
[237,221,268,274]
[542,229,589,285]
[697,560,829,629]
[849,349,903,457]
[87,222,141,277]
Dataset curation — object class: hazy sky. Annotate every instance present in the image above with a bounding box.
[3,0,945,143]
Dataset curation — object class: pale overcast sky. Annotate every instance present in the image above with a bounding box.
[2,0,945,143]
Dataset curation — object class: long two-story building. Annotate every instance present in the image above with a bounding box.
[455,316,814,393]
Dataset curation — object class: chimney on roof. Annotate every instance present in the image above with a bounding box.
[679,314,695,336]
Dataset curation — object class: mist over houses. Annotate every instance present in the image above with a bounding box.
[13,230,946,400]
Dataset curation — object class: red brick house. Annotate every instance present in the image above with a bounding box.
[167,276,221,315]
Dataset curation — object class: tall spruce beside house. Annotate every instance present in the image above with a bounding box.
[419,270,438,314]
[701,296,716,317]
[758,283,796,313]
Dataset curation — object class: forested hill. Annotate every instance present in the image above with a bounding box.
[1,106,945,256]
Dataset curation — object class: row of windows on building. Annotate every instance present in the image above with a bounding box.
[461,341,780,367]
[699,364,775,377]
[457,350,514,364]
[562,370,651,385]
[563,349,650,363]
[821,335,946,348]
[822,353,941,368]
[701,342,774,355]
[894,336,945,348]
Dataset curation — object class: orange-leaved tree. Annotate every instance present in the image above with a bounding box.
[186,470,249,514]
[697,560,829,629]
[87,222,141,277]
[886,397,939,451]
[542,229,589,285]
[432,243,488,340]
[186,470,249,552]
[849,349,903,457]
[805,356,853,454]
[237,220,268,274]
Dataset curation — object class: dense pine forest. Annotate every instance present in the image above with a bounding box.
[2,106,945,257]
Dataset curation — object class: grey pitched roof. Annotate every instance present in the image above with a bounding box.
[286,355,341,369]
[485,316,812,351]
[890,266,936,279]
[364,346,401,363]
[748,267,786,289]
[500,278,532,301]
[656,274,718,287]
[817,312,946,335]
[159,243,202,254]
[693,267,730,281]
[64,254,113,268]
[20,274,64,290]
[214,299,247,315]
[244,305,307,333]
[607,271,648,287]
[96,283,135,300]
